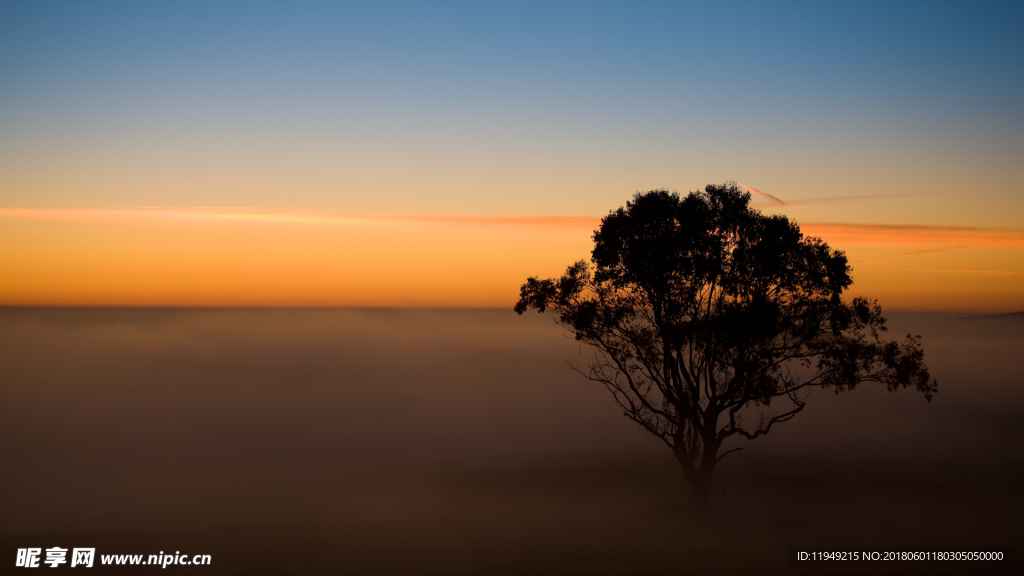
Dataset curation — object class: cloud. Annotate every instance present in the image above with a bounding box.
[801,223,1024,249]
[856,247,967,265]
[3,208,1023,250]
[904,269,1023,276]
[0,207,601,230]
[735,183,918,209]
[737,183,788,206]
[734,182,925,208]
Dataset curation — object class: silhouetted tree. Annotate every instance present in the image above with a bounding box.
[515,183,936,506]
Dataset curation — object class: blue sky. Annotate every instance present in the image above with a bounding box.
[2,0,1023,225]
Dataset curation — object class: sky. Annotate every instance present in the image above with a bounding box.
[1,0,1022,310]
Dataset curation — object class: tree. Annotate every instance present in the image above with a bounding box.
[515,183,936,506]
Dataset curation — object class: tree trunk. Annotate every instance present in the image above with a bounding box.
[674,417,721,508]
[674,451,715,508]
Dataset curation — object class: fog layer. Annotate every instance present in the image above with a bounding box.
[1,309,1020,574]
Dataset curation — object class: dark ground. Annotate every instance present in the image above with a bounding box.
[1,308,1020,574]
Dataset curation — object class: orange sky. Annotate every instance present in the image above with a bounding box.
[1,207,1021,311]
[3,3,1023,312]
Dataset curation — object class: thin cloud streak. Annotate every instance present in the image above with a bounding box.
[801,223,1024,248]
[904,269,1023,276]
[737,183,788,206]
[0,207,601,230]
[856,247,967,265]
[3,208,1024,249]
[738,183,927,208]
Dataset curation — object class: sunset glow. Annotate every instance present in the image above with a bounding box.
[2,207,1021,310]
[1,1,1022,312]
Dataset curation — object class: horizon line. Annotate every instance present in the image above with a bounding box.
[1,304,1020,315]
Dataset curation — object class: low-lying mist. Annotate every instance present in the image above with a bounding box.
[1,308,1020,574]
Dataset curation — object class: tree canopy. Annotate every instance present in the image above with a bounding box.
[515,183,936,504]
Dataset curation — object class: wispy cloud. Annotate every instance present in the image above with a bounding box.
[736,181,927,208]
[856,247,967,265]
[904,269,1023,276]
[0,207,601,230]
[737,183,788,206]
[4,208,1024,250]
[801,223,1024,249]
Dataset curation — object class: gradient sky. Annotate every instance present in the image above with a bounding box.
[1,1,1022,309]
